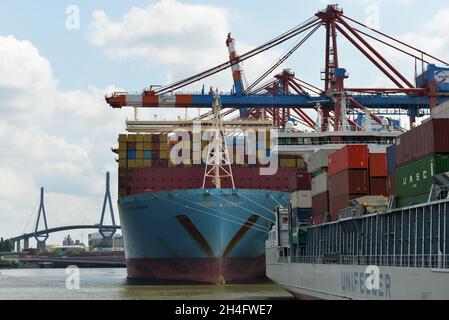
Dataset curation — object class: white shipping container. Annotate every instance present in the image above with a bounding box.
[368,145,388,154]
[290,190,312,209]
[311,173,328,197]
[308,149,338,173]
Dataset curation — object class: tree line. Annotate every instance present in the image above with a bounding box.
[0,238,14,252]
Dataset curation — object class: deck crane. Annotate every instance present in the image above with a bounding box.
[106,4,449,130]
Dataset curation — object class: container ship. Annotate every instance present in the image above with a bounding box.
[113,97,313,284]
[266,103,449,299]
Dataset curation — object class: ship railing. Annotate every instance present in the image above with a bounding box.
[278,140,397,147]
[290,254,449,269]
[428,184,449,202]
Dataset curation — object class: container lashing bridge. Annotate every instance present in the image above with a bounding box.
[105,4,449,130]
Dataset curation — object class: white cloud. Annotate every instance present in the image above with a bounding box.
[398,8,449,62]
[87,0,231,71]
[0,35,132,243]
[86,0,284,92]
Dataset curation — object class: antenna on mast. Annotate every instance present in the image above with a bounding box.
[202,90,235,189]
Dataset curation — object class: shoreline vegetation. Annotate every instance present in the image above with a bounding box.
[0,259,38,269]
[0,259,20,269]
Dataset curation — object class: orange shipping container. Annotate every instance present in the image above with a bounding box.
[369,153,387,177]
[328,145,369,176]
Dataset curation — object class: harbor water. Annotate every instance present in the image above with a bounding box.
[0,268,292,300]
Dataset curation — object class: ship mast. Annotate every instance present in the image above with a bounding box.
[202,90,235,189]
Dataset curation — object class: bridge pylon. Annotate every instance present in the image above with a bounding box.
[99,172,117,239]
[34,187,49,243]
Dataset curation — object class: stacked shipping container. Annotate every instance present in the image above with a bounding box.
[309,149,338,225]
[321,145,390,222]
[369,153,388,196]
[394,118,449,207]
[290,190,312,222]
[328,145,370,221]
[117,132,311,197]
[386,145,396,197]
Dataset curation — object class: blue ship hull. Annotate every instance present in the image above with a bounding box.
[119,188,289,284]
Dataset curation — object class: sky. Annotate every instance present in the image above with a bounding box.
[1,0,449,246]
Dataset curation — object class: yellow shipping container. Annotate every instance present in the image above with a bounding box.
[136,143,144,151]
[143,135,152,143]
[119,141,127,151]
[136,135,144,142]
[297,158,306,169]
[160,134,168,143]
[128,135,137,142]
[136,159,144,167]
[159,151,169,159]
[143,142,152,150]
[280,159,296,168]
[119,151,127,159]
[119,159,127,168]
[128,160,136,168]
[143,159,152,167]
[118,135,127,143]
[136,150,144,159]
[159,143,169,151]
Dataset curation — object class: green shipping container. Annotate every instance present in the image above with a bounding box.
[291,227,307,246]
[291,226,298,245]
[298,228,307,246]
[396,153,449,198]
[396,192,429,208]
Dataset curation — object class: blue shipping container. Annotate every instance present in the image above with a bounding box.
[386,145,396,174]
[144,151,152,159]
[128,151,136,159]
[292,208,312,220]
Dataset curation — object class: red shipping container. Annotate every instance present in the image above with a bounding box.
[328,145,369,176]
[370,177,388,196]
[395,118,449,166]
[369,153,387,177]
[328,169,370,198]
[152,135,160,143]
[296,172,311,190]
[130,166,303,193]
[127,142,136,151]
[312,213,326,225]
[312,191,329,216]
[329,194,360,221]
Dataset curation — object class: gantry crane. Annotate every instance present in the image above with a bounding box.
[106,4,449,130]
